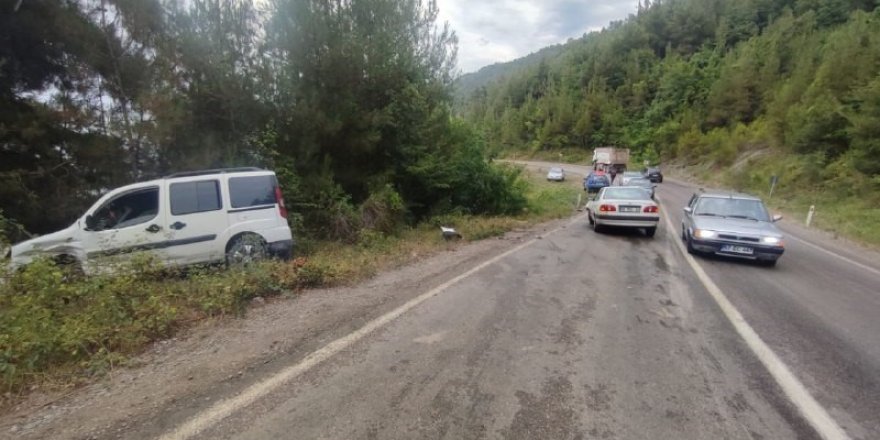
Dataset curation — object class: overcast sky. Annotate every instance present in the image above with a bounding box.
[436,0,640,73]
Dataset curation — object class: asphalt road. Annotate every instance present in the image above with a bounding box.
[95,161,879,440]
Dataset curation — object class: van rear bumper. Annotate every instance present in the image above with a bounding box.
[267,239,294,260]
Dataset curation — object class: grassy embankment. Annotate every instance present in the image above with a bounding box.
[0,169,579,400]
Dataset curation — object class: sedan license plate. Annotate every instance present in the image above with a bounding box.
[721,244,754,255]
[620,206,639,213]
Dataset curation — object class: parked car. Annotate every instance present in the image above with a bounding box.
[10,167,294,274]
[643,167,663,183]
[624,177,656,199]
[586,186,660,237]
[618,171,643,186]
[681,192,784,266]
[583,172,611,194]
[546,167,566,182]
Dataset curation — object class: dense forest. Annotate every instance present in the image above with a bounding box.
[461,0,880,227]
[0,0,526,243]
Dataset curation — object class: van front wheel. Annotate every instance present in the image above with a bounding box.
[226,233,268,267]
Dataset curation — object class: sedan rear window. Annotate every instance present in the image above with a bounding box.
[230,175,277,209]
[602,187,652,200]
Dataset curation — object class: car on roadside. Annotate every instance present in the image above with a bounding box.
[681,192,784,266]
[9,167,294,274]
[586,186,660,237]
[583,172,611,195]
[643,167,663,183]
[546,167,566,182]
[618,171,643,186]
[624,177,656,199]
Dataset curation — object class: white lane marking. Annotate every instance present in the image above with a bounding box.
[159,220,574,440]
[659,203,851,440]
[783,234,880,278]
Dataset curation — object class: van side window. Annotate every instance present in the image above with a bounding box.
[229,176,276,208]
[170,180,222,215]
[92,188,159,231]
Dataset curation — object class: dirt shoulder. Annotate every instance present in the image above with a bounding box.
[0,219,566,440]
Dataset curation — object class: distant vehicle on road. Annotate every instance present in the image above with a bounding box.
[546,167,566,182]
[583,173,611,195]
[592,147,629,175]
[681,192,784,266]
[586,186,660,237]
[643,167,663,183]
[10,168,294,274]
[624,177,656,199]
[618,171,643,186]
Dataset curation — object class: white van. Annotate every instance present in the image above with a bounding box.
[9,167,293,273]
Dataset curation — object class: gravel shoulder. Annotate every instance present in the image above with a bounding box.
[0,220,566,440]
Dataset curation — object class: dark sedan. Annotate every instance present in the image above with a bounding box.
[643,167,663,183]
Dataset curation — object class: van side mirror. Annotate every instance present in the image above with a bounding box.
[683,207,693,215]
[84,215,97,231]
[772,214,783,222]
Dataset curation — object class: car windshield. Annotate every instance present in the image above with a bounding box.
[549,167,562,173]
[694,197,770,221]
[602,187,652,200]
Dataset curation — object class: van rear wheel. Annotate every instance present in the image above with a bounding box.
[226,234,268,267]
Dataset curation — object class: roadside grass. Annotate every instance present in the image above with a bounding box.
[0,170,579,401]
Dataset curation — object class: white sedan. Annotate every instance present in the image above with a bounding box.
[546,167,565,182]
[586,186,660,237]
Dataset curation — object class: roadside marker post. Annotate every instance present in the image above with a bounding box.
[769,175,778,199]
[806,205,816,227]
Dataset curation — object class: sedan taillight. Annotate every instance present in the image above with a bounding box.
[599,204,616,212]
[643,206,659,213]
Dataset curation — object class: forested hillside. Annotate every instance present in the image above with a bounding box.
[454,44,566,103]
[460,0,880,240]
[0,0,524,243]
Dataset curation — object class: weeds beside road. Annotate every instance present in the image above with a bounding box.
[0,169,579,404]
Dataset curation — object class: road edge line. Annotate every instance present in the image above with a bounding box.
[783,234,880,277]
[159,219,574,440]
[659,202,850,440]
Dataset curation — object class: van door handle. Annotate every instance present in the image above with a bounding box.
[146,224,162,233]
[170,221,187,230]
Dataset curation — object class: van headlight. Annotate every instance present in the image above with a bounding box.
[694,229,716,239]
